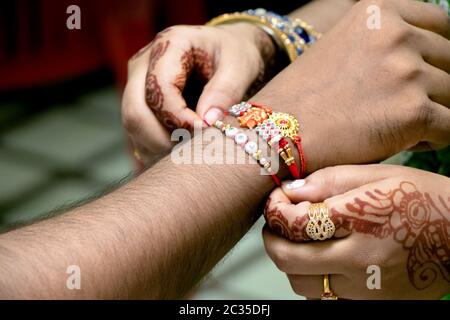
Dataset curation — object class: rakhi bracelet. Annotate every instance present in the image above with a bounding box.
[213,120,281,187]
[206,11,310,62]
[266,110,307,178]
[228,102,304,179]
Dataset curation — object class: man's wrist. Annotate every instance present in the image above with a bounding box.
[249,83,321,175]
[222,115,291,180]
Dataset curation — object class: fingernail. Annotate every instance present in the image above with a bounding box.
[204,108,224,127]
[283,179,306,190]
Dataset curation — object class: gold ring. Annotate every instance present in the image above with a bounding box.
[133,149,142,161]
[321,274,338,300]
[305,203,335,241]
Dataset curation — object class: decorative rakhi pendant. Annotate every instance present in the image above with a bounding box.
[238,106,272,129]
[269,112,299,139]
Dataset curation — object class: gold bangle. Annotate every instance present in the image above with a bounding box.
[206,13,300,62]
[292,18,322,40]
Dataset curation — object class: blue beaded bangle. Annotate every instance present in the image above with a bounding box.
[245,8,321,56]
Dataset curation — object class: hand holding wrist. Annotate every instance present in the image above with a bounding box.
[216,22,277,70]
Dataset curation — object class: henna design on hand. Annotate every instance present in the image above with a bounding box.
[159,110,192,131]
[145,40,170,128]
[264,197,309,242]
[144,38,213,131]
[174,47,214,91]
[264,181,450,290]
[145,40,192,131]
[332,181,450,290]
[264,197,293,240]
[131,28,173,61]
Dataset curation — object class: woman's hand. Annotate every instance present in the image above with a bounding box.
[263,164,450,299]
[251,0,450,172]
[122,23,275,164]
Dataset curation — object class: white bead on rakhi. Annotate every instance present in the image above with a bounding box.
[211,119,281,186]
[234,133,248,147]
[244,141,258,154]
[225,127,239,138]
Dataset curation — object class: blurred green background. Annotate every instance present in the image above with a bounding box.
[405,146,450,176]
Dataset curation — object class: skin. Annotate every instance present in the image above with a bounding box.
[263,164,450,299]
[0,131,277,299]
[0,0,449,299]
[123,23,275,165]
[251,0,450,173]
[122,0,357,164]
[1,0,359,300]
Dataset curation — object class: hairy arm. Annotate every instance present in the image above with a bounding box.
[0,130,276,299]
[0,1,356,299]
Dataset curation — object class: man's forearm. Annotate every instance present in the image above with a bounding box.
[0,130,275,299]
[0,1,356,299]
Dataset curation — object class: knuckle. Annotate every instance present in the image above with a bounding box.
[385,53,422,82]
[407,91,432,128]
[388,22,414,47]
[399,63,423,83]
[267,243,292,272]
[121,104,143,135]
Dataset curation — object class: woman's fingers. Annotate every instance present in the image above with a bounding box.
[281,164,402,203]
[264,188,312,242]
[286,274,349,299]
[146,41,206,132]
[122,58,172,163]
[264,193,352,242]
[262,226,350,275]
[197,47,261,126]
[265,168,413,243]
[264,165,406,242]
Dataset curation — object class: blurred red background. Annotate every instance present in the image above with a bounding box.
[0,0,206,90]
[0,0,303,92]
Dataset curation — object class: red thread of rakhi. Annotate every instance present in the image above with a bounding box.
[293,135,307,178]
[249,101,307,178]
[268,171,281,187]
[268,135,300,179]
